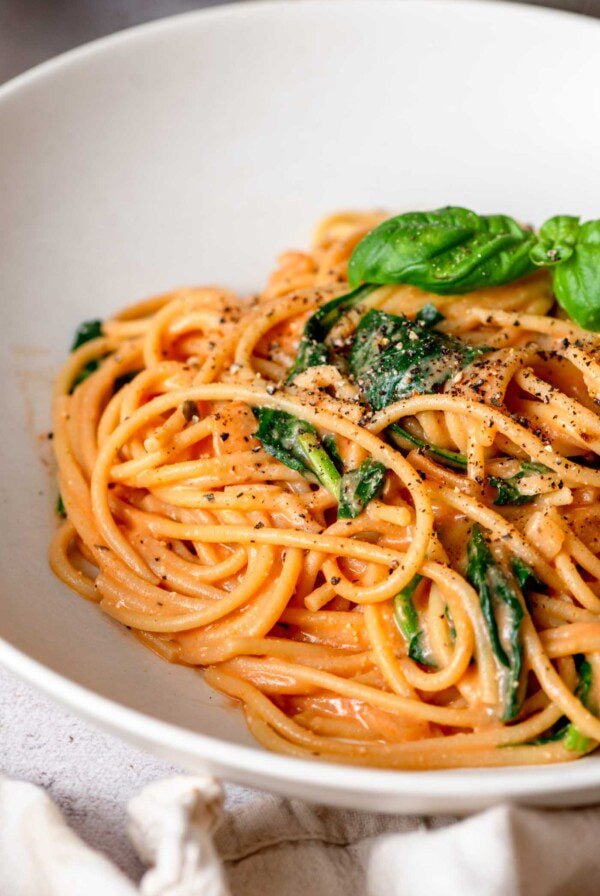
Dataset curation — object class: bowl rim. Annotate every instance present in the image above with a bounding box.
[1,0,600,803]
[0,0,597,104]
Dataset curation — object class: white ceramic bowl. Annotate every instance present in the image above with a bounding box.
[1,0,599,814]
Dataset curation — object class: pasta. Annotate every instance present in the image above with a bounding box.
[50,209,600,770]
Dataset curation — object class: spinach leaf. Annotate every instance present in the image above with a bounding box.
[388,422,467,470]
[71,359,100,391]
[114,369,141,394]
[415,303,445,326]
[338,458,386,519]
[348,207,536,294]
[512,557,543,593]
[467,524,524,720]
[71,319,103,351]
[287,340,329,382]
[69,319,104,391]
[56,494,66,519]
[563,658,594,752]
[254,409,387,519]
[254,408,341,498]
[444,604,456,641]
[322,434,344,473]
[489,461,552,506]
[527,721,571,746]
[393,575,437,667]
[349,308,487,410]
[287,284,377,381]
[533,218,600,331]
[529,657,594,750]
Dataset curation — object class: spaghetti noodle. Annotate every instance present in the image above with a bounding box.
[50,210,600,769]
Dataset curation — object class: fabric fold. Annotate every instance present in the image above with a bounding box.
[2,774,600,896]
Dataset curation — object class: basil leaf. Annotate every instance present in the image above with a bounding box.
[349,308,488,410]
[467,524,524,721]
[348,207,536,294]
[545,218,600,331]
[530,215,579,266]
[338,458,386,519]
[393,575,437,667]
[287,284,376,381]
[488,476,533,506]
[528,721,571,746]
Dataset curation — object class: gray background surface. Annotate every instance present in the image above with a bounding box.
[0,0,598,883]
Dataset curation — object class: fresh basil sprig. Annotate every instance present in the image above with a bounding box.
[530,216,600,330]
[348,207,600,331]
[348,207,537,294]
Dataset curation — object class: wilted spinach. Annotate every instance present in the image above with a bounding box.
[254,408,386,519]
[489,461,552,506]
[349,309,488,410]
[511,557,543,593]
[287,284,377,381]
[387,422,467,470]
[467,524,524,721]
[69,319,104,391]
[530,657,594,751]
[338,458,386,519]
[393,575,437,667]
[254,409,341,497]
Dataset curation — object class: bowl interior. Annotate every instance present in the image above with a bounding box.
[1,0,600,807]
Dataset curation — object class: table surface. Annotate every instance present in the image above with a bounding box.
[0,0,598,883]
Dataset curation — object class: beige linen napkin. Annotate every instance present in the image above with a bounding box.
[2,774,600,896]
